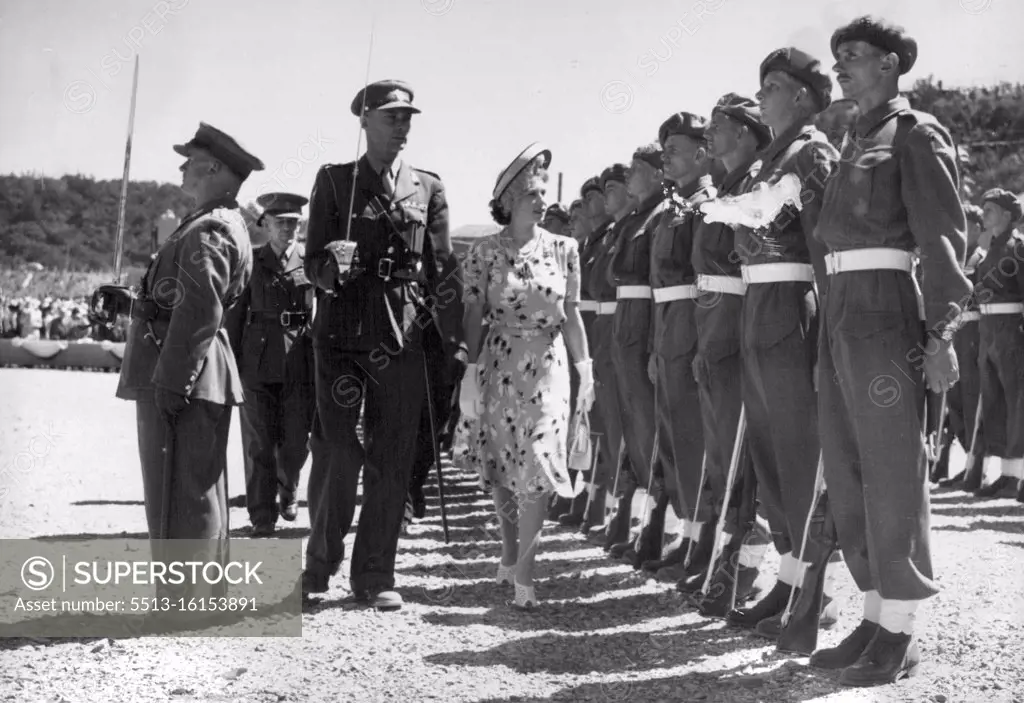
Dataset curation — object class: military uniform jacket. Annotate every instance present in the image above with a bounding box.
[225,241,314,387]
[579,218,612,304]
[815,97,971,332]
[649,175,716,356]
[975,229,1024,307]
[584,219,623,304]
[116,197,253,405]
[606,192,668,289]
[693,156,761,361]
[734,123,838,290]
[305,156,464,356]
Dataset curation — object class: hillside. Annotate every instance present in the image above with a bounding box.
[1,77,1021,282]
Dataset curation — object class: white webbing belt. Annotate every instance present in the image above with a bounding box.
[653,284,699,303]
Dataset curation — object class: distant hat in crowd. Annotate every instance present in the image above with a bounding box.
[257,192,309,220]
[569,199,584,213]
[600,164,629,190]
[174,122,265,180]
[351,80,421,116]
[580,176,603,199]
[712,93,772,148]
[544,203,571,225]
[760,47,833,111]
[982,188,1023,221]
[831,16,918,75]
[658,112,708,146]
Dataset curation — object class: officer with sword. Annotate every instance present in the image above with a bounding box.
[301,80,464,611]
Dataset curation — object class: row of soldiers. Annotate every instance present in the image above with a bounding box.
[522,16,1023,689]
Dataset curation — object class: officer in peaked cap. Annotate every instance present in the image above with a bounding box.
[812,17,970,685]
[726,47,842,640]
[225,191,316,538]
[302,80,465,611]
[542,203,571,236]
[972,188,1024,502]
[645,111,716,584]
[112,122,260,610]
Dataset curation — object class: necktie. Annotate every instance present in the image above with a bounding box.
[382,169,395,198]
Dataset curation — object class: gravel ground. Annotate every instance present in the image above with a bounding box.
[1,367,1023,703]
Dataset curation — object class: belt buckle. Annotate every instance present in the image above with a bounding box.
[378,258,394,280]
[279,311,292,327]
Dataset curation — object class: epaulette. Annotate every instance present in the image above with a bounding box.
[413,166,441,181]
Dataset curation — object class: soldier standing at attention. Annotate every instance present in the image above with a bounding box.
[226,192,316,537]
[726,48,841,637]
[811,18,971,686]
[644,112,716,582]
[972,189,1024,501]
[681,95,773,615]
[115,122,259,548]
[302,81,464,611]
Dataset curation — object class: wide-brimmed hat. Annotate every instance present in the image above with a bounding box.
[492,142,552,201]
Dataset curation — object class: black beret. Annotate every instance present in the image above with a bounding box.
[173,122,264,181]
[632,142,664,170]
[600,164,629,190]
[544,203,571,224]
[658,112,708,146]
[712,93,772,148]
[580,176,603,198]
[831,16,918,75]
[351,80,421,116]
[982,188,1023,221]
[760,47,833,111]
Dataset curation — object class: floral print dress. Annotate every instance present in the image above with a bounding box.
[454,228,580,499]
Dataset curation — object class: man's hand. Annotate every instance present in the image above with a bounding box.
[154,386,189,422]
[458,363,483,420]
[922,336,959,394]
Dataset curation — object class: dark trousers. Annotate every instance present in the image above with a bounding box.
[137,397,231,540]
[586,313,618,490]
[979,317,1024,459]
[611,300,656,490]
[818,272,936,601]
[305,345,425,593]
[652,300,704,519]
[741,285,820,560]
[947,320,983,452]
[240,381,315,526]
[409,360,456,498]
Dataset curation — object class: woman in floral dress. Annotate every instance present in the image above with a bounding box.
[455,143,594,608]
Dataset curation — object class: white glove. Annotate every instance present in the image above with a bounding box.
[459,363,483,420]
[575,359,595,413]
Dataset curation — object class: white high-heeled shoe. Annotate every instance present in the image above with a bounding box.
[496,564,515,586]
[513,580,538,609]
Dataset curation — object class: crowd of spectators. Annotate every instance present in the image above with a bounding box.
[1,294,129,341]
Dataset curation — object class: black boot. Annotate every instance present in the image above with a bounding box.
[839,628,921,687]
[643,539,689,573]
[727,580,792,629]
[929,435,951,483]
[1017,479,1024,504]
[558,493,588,527]
[547,494,572,521]
[756,595,839,642]
[688,544,761,618]
[975,474,1013,498]
[579,488,607,534]
[622,496,669,569]
[962,454,984,492]
[809,620,879,670]
[602,492,634,551]
[669,524,715,586]
[938,469,965,488]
